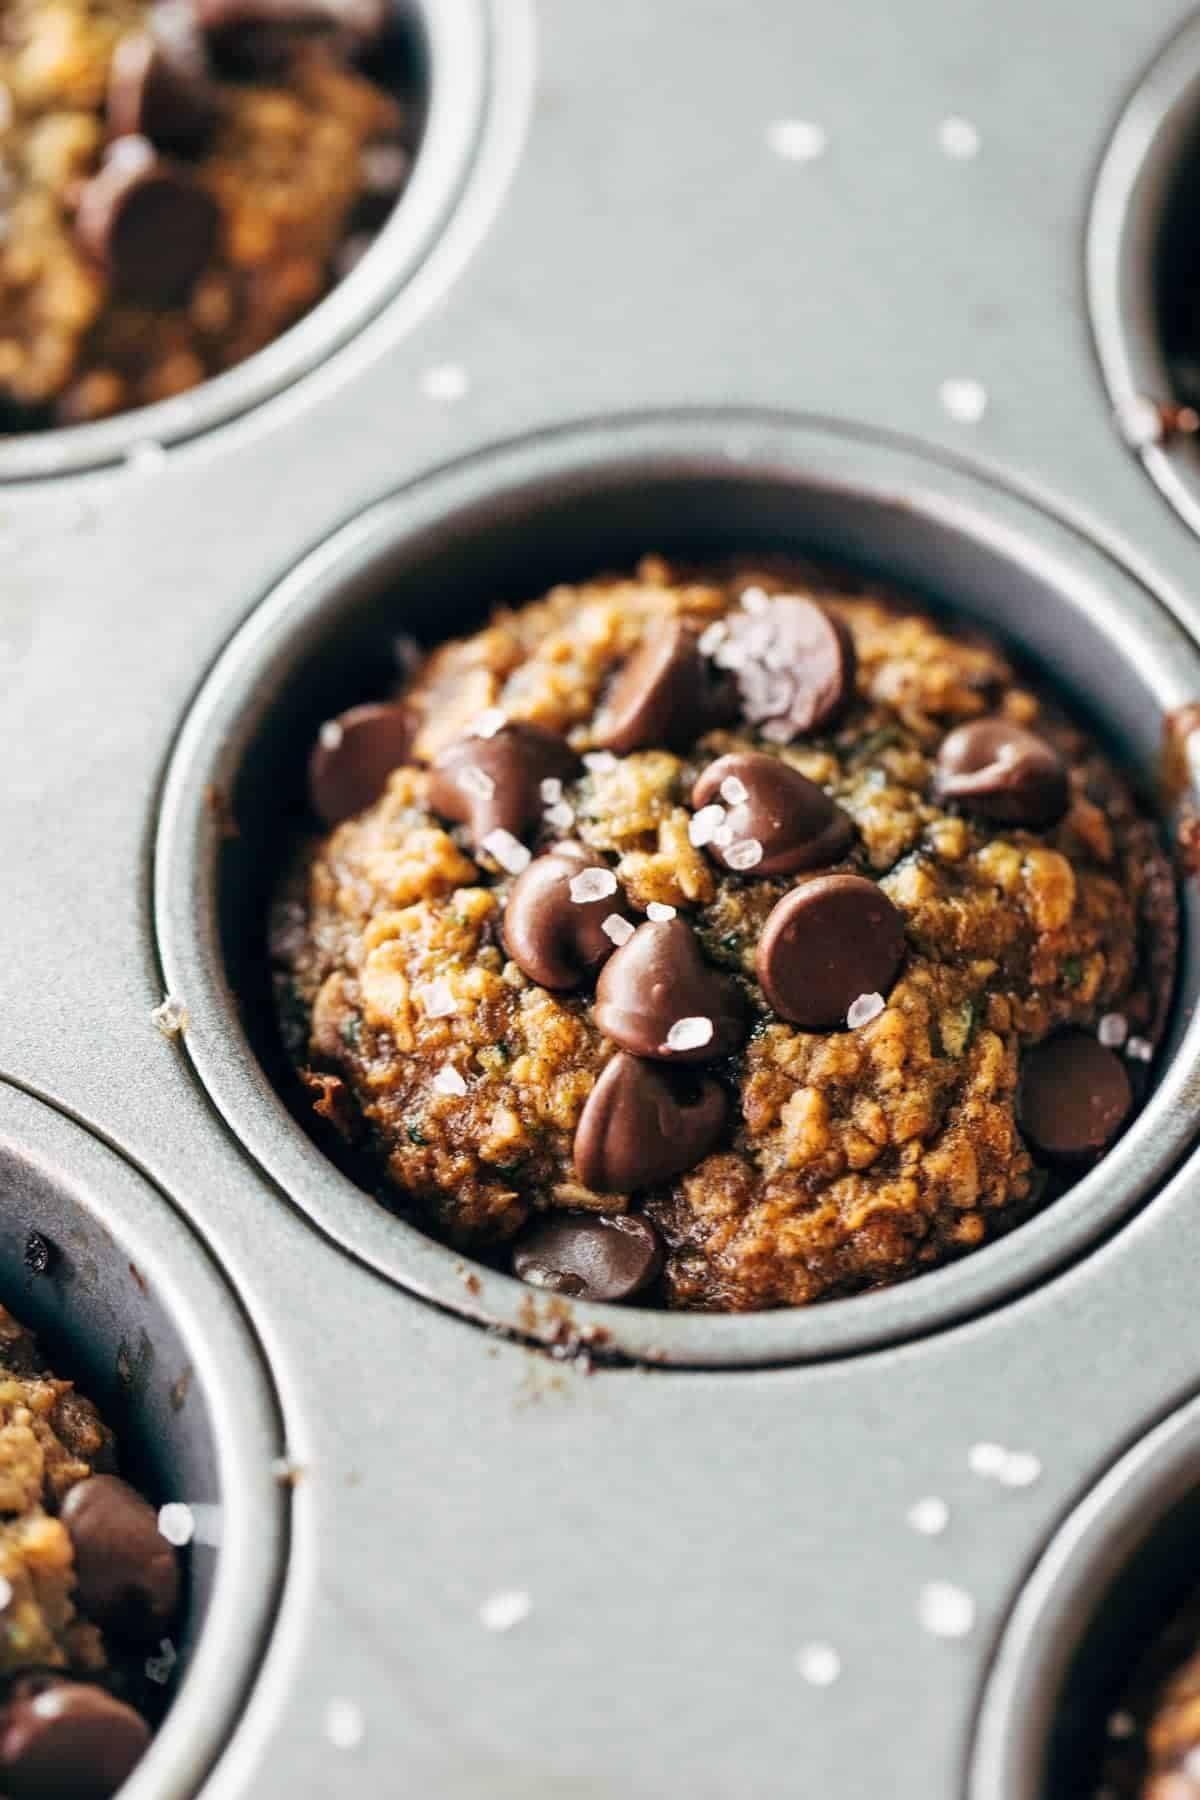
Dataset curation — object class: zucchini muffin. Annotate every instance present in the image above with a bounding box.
[0,1298,183,1797]
[272,556,1177,1312]
[0,0,415,428]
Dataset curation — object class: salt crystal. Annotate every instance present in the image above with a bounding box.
[460,765,495,802]
[544,801,576,830]
[145,1638,177,1684]
[421,979,457,1019]
[480,1588,530,1633]
[540,778,563,805]
[846,992,885,1029]
[795,1642,841,1686]
[472,707,507,739]
[938,116,981,159]
[327,1698,365,1750]
[994,1450,1041,1489]
[939,378,989,424]
[481,829,531,874]
[741,585,770,613]
[569,868,618,904]
[698,621,727,656]
[583,751,618,774]
[0,1577,13,1610]
[1097,1013,1127,1048]
[918,1581,975,1640]
[1126,1036,1153,1063]
[318,719,344,751]
[152,996,189,1038]
[719,775,749,806]
[646,902,676,922]
[433,1065,468,1097]
[689,804,726,848]
[421,363,469,402]
[1115,394,1164,450]
[602,914,635,947]
[665,1016,714,1053]
[907,1496,949,1537]
[157,1503,195,1547]
[766,119,828,162]
[725,838,763,871]
[967,1442,1010,1478]
[762,717,795,744]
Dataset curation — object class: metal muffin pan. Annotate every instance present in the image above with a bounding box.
[1091,12,1200,546]
[10,0,1200,1790]
[156,412,1200,1368]
[0,0,493,484]
[0,1081,285,1800]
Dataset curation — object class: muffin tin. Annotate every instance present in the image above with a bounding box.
[11,0,1200,1792]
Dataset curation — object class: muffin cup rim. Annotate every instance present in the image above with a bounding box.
[0,1077,287,1800]
[154,408,1200,1368]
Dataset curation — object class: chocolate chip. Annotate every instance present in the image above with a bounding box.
[107,29,219,154]
[60,1475,180,1646]
[1018,1030,1133,1161]
[593,619,738,754]
[192,0,385,72]
[511,1212,663,1302]
[722,596,856,741]
[594,918,747,1061]
[933,717,1070,828]
[307,701,416,827]
[0,1682,149,1800]
[756,873,905,1028]
[574,1052,727,1192]
[502,843,632,990]
[692,751,854,875]
[427,724,579,854]
[74,137,219,304]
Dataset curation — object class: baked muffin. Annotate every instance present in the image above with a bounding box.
[0,0,415,428]
[272,555,1176,1311]
[0,1298,183,1797]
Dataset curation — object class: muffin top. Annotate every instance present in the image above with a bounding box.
[273,555,1176,1312]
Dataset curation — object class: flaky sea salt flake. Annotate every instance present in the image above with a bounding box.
[795,1642,841,1686]
[152,996,189,1038]
[665,1016,714,1053]
[725,838,763,871]
[1126,1036,1153,1063]
[741,585,769,613]
[421,363,469,403]
[145,1639,177,1684]
[569,868,618,904]
[480,1588,531,1633]
[766,119,828,162]
[583,750,618,774]
[646,902,676,922]
[602,914,635,947]
[1097,1013,1128,1048]
[318,719,344,751]
[995,1450,1041,1489]
[471,707,507,739]
[460,765,495,802]
[918,1581,975,1640]
[421,978,457,1019]
[481,829,531,874]
[544,802,575,830]
[938,116,981,159]
[689,804,726,848]
[539,778,563,805]
[157,1503,195,1547]
[327,1698,365,1750]
[939,378,988,424]
[847,991,885,1029]
[433,1064,468,1098]
[698,621,727,656]
[719,775,749,805]
[907,1496,950,1537]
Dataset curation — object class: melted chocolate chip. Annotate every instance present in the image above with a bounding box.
[0,1682,149,1800]
[60,1475,180,1646]
[307,701,416,827]
[723,596,856,740]
[502,843,632,990]
[592,619,738,753]
[574,1052,728,1192]
[756,873,906,1029]
[933,717,1070,828]
[594,918,747,1062]
[107,29,219,154]
[692,751,854,875]
[511,1212,663,1302]
[1018,1030,1133,1161]
[74,137,219,303]
[427,724,579,853]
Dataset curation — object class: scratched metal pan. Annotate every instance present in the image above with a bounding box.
[0,1080,286,1800]
[154,409,1200,1369]
[0,0,490,484]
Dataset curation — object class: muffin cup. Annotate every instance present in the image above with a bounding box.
[0,0,501,482]
[970,1389,1200,1799]
[1090,13,1200,540]
[153,411,1200,1367]
[0,1079,285,1800]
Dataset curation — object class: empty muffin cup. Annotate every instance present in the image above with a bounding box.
[0,1080,285,1799]
[154,412,1200,1367]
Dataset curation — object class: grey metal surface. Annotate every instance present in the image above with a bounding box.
[7,0,1200,1795]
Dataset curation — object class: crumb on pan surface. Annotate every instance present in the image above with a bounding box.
[273,554,1177,1313]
